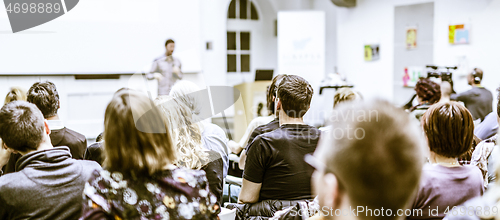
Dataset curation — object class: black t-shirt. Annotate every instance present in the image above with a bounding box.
[451,87,493,121]
[245,118,280,151]
[243,124,321,201]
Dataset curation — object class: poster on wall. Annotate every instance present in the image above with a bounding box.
[406,27,417,49]
[403,66,424,87]
[364,44,380,61]
[449,24,470,44]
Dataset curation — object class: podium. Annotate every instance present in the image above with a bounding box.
[233,81,272,142]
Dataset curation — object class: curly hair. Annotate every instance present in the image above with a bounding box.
[415,78,441,104]
[155,95,208,170]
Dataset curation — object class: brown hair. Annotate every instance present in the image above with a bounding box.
[422,102,474,158]
[267,74,287,115]
[277,75,313,118]
[0,101,45,153]
[103,90,176,177]
[333,88,361,108]
[318,100,423,219]
[415,78,441,104]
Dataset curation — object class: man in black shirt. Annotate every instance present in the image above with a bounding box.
[451,68,493,122]
[239,75,320,203]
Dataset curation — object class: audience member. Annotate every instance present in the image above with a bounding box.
[4,81,88,174]
[451,68,493,122]
[239,75,320,203]
[155,95,224,208]
[237,74,286,169]
[471,87,500,188]
[81,90,218,219]
[409,78,441,121]
[309,100,424,220]
[84,133,104,165]
[320,87,363,132]
[0,101,101,219]
[4,86,26,104]
[409,102,484,220]
[170,80,229,177]
[474,112,499,140]
[439,81,452,103]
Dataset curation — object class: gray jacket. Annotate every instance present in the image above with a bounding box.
[0,147,101,220]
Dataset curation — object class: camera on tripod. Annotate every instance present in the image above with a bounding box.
[426,65,457,84]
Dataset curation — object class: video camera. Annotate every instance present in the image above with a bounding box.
[426,65,457,84]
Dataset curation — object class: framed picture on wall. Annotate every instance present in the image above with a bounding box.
[364,44,380,61]
[449,24,470,44]
[406,27,417,49]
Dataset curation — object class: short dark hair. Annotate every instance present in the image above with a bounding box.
[422,102,474,158]
[318,100,423,219]
[0,101,45,152]
[277,75,313,118]
[267,74,287,115]
[415,78,441,104]
[165,39,175,46]
[472,68,483,83]
[27,81,59,118]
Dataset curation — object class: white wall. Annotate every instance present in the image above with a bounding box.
[336,0,395,101]
[434,0,500,113]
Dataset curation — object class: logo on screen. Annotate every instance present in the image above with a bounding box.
[4,0,79,33]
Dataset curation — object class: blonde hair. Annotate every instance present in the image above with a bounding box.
[333,88,361,108]
[4,87,27,104]
[103,90,176,177]
[155,95,208,170]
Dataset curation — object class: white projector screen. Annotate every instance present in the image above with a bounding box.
[0,0,202,74]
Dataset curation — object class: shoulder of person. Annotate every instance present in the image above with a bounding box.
[153,55,167,62]
[62,127,86,143]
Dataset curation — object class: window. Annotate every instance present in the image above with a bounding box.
[227,0,259,20]
[227,31,250,73]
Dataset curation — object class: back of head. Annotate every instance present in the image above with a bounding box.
[333,88,362,108]
[472,68,483,84]
[277,75,313,118]
[440,81,452,98]
[27,81,59,118]
[170,80,201,115]
[422,102,474,158]
[267,74,287,115]
[0,101,45,153]
[415,78,441,104]
[103,90,176,177]
[4,87,27,104]
[154,95,207,170]
[317,100,424,217]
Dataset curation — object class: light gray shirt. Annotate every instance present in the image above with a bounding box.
[148,55,182,95]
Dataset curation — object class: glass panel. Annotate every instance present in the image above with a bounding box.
[240,0,247,19]
[241,32,250,50]
[227,32,236,50]
[228,55,237,72]
[241,55,250,72]
[250,2,259,20]
[228,0,236,19]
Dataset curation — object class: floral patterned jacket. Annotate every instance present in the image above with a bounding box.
[80,167,219,220]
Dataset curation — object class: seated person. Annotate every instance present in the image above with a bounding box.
[451,68,493,122]
[309,100,424,220]
[155,95,224,208]
[239,75,320,204]
[439,81,452,103]
[409,102,484,220]
[4,86,26,104]
[81,90,218,219]
[84,133,104,165]
[170,80,229,177]
[320,87,362,132]
[409,78,441,121]
[237,74,286,170]
[4,81,87,174]
[0,101,101,219]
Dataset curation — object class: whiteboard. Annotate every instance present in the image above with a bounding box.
[0,0,202,74]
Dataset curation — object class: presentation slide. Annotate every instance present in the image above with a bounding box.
[0,0,202,74]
